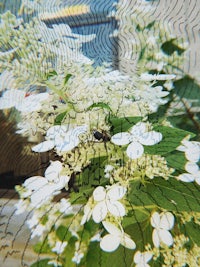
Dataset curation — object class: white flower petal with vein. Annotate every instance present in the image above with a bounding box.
[22,161,69,208]
[126,141,144,159]
[100,221,136,252]
[177,161,200,184]
[177,140,200,163]
[151,211,174,248]
[134,251,153,267]
[111,122,162,159]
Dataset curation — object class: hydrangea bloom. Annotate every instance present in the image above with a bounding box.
[177,140,200,163]
[22,161,69,208]
[32,125,87,153]
[151,211,174,248]
[177,162,200,184]
[91,185,127,223]
[111,122,162,159]
[134,251,153,267]
[100,221,136,252]
[0,89,49,112]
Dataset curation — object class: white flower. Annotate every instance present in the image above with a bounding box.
[141,73,176,81]
[31,224,46,239]
[177,140,200,163]
[26,214,39,229]
[32,124,87,153]
[177,162,200,184]
[59,198,73,215]
[23,161,69,208]
[72,251,84,264]
[100,221,136,252]
[92,185,127,223]
[52,241,68,254]
[151,211,174,248]
[14,199,28,215]
[0,89,49,113]
[104,165,114,178]
[111,122,162,159]
[134,251,153,267]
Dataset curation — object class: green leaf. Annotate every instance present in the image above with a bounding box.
[145,21,156,29]
[174,75,200,101]
[128,177,200,212]
[46,70,57,79]
[183,220,200,246]
[166,151,187,171]
[54,111,67,125]
[30,259,52,267]
[33,240,51,254]
[144,125,195,155]
[87,102,112,112]
[161,39,185,55]
[109,116,142,135]
[86,241,134,267]
[64,73,72,85]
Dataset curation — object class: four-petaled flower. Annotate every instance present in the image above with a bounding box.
[177,140,200,163]
[92,185,127,223]
[177,161,200,184]
[111,122,162,159]
[32,124,87,153]
[150,211,174,248]
[22,161,69,208]
[134,251,153,267]
[52,241,68,254]
[100,221,136,252]
[0,89,49,113]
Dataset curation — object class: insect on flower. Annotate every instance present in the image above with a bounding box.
[93,130,111,142]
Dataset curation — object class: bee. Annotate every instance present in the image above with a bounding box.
[93,130,111,142]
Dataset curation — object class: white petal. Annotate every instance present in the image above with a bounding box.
[23,176,47,190]
[32,140,55,152]
[159,229,173,246]
[107,185,127,201]
[45,161,63,182]
[150,212,160,228]
[120,234,136,250]
[185,162,199,174]
[92,202,107,223]
[111,132,131,145]
[100,234,120,252]
[130,122,146,136]
[177,173,195,182]
[152,229,160,248]
[126,142,144,159]
[54,175,70,189]
[46,125,69,139]
[102,221,121,236]
[29,92,49,102]
[185,145,200,162]
[160,212,174,230]
[134,251,153,264]
[30,185,55,207]
[107,200,126,217]
[195,172,200,185]
[138,131,162,146]
[93,186,106,201]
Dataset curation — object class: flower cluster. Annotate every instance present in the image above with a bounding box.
[1,1,200,267]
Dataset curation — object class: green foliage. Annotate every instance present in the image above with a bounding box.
[54,111,67,125]
[64,73,72,85]
[174,75,200,102]
[87,102,112,112]
[109,116,142,135]
[128,177,200,212]
[30,259,53,267]
[144,126,195,155]
[161,39,185,55]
